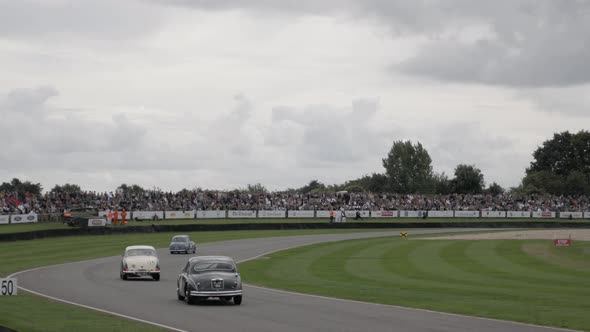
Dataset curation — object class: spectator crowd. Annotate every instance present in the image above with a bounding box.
[2,189,589,215]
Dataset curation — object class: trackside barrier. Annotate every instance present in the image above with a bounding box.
[258,210,286,218]
[165,211,195,219]
[532,211,556,219]
[227,210,256,218]
[455,211,480,218]
[132,211,164,220]
[559,212,584,219]
[427,211,454,218]
[196,210,226,219]
[507,211,531,218]
[585,212,590,219]
[400,211,426,218]
[371,211,399,218]
[316,211,331,218]
[10,214,38,224]
[0,215,9,224]
[482,211,507,218]
[346,211,370,218]
[287,210,315,218]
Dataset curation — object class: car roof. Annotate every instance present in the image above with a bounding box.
[188,255,234,262]
[125,245,156,251]
[172,235,190,238]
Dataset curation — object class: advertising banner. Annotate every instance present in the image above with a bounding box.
[258,210,286,218]
[454,211,480,218]
[559,212,583,219]
[132,211,164,220]
[481,211,507,218]
[228,210,257,218]
[532,211,556,219]
[426,211,454,218]
[88,218,107,227]
[344,211,370,219]
[0,215,9,224]
[371,210,398,218]
[10,214,38,224]
[399,210,426,218]
[287,210,315,218]
[98,211,108,217]
[316,211,331,218]
[554,239,572,247]
[196,210,226,219]
[507,211,530,218]
[165,211,195,219]
[585,212,590,219]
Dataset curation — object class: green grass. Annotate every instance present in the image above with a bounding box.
[1,217,582,234]
[0,229,377,332]
[239,236,590,331]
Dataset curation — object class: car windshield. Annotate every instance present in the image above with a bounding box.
[191,261,235,273]
[173,237,188,243]
[126,249,156,257]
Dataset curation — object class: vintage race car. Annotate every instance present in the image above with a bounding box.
[120,245,160,281]
[169,235,197,254]
[177,256,242,305]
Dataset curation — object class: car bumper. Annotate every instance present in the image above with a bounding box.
[190,290,242,297]
[123,271,159,276]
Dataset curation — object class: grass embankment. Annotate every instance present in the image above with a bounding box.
[1,217,582,235]
[0,229,376,332]
[240,236,590,331]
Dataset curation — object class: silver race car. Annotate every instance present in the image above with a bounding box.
[169,235,197,254]
[177,256,243,305]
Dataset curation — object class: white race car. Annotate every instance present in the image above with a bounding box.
[120,245,160,281]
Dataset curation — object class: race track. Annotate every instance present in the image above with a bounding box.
[15,230,574,332]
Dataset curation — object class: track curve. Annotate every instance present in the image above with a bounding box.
[14,230,574,332]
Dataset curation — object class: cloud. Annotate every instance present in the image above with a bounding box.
[517,85,590,117]
[150,0,590,87]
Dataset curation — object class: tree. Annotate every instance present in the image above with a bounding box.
[245,183,267,193]
[432,172,452,195]
[523,130,590,195]
[299,180,325,193]
[451,164,485,194]
[51,183,82,194]
[0,178,43,197]
[382,140,433,193]
[486,182,505,196]
[117,184,145,196]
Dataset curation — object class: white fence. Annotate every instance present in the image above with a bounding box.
[532,211,556,219]
[228,210,257,218]
[10,214,38,224]
[258,210,286,218]
[455,211,480,218]
[288,210,315,218]
[0,215,9,224]
[165,211,195,219]
[399,210,427,218]
[427,210,454,218]
[132,211,164,220]
[507,211,530,218]
[372,210,398,218]
[196,210,226,219]
[559,212,584,219]
[482,211,507,218]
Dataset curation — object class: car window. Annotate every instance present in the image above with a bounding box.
[173,237,188,242]
[126,249,157,257]
[191,261,235,273]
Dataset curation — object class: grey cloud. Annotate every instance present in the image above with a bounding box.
[0,0,166,42]
[151,0,590,87]
[518,86,590,117]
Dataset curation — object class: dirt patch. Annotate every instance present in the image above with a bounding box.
[420,229,590,241]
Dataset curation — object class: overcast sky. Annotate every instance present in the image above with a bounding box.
[1,0,589,192]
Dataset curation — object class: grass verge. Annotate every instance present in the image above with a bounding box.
[239,236,590,331]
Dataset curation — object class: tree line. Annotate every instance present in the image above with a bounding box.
[2,130,589,197]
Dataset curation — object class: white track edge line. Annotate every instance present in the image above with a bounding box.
[16,286,188,332]
[236,245,582,332]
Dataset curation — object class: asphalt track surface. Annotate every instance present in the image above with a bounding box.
[15,229,576,332]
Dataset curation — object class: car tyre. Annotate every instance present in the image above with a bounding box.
[177,288,184,301]
[122,274,128,280]
[184,285,194,305]
[233,295,242,305]
[152,274,160,281]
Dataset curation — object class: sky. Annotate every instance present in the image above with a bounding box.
[1,0,589,192]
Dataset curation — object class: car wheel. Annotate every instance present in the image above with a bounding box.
[122,274,128,280]
[233,295,242,305]
[152,274,160,281]
[184,285,194,305]
[177,288,184,301]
